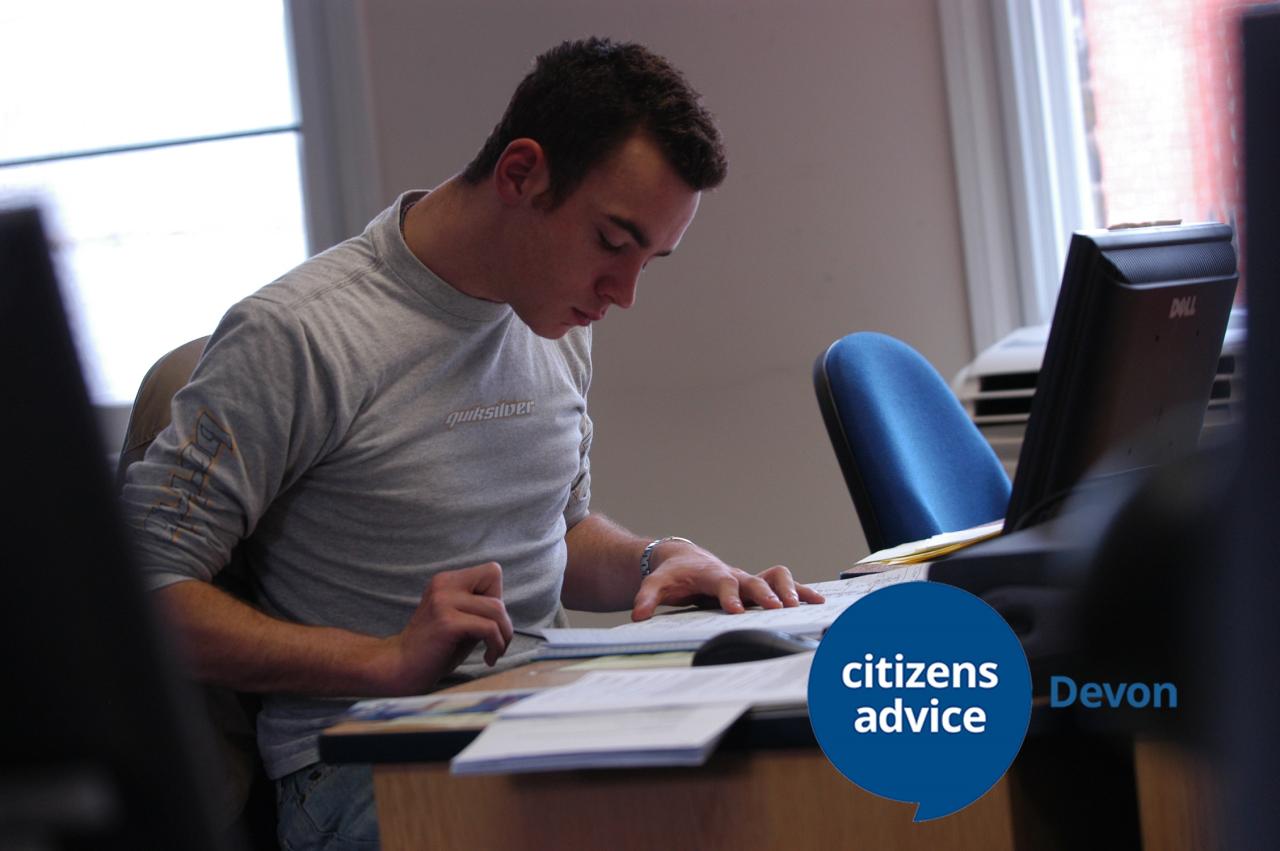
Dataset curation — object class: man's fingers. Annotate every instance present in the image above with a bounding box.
[459,561,504,597]
[714,576,746,614]
[736,573,783,609]
[758,564,801,606]
[757,565,825,606]
[631,583,660,621]
[445,610,510,667]
[478,617,508,667]
[453,593,514,647]
[629,562,821,622]
[796,582,826,604]
[433,562,513,656]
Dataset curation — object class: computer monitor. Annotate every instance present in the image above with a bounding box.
[0,207,232,850]
[1225,6,1280,846]
[1004,223,1239,532]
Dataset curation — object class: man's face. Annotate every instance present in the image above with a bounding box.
[506,134,702,338]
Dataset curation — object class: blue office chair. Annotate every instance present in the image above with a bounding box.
[813,332,1011,552]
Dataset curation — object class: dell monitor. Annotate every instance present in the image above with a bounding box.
[1004,223,1239,532]
[0,206,233,850]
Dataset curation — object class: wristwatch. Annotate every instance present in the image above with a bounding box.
[640,536,695,578]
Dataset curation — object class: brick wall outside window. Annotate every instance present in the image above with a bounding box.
[1076,0,1262,290]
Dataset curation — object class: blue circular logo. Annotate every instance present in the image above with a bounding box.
[808,581,1032,821]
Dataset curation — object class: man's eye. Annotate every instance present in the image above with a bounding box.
[597,231,625,254]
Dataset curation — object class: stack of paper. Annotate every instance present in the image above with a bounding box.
[531,568,929,659]
[450,652,813,775]
[449,705,746,774]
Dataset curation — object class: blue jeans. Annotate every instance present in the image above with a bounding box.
[276,762,380,851]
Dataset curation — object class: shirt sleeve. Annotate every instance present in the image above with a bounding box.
[119,297,342,590]
[561,325,592,530]
[563,410,592,529]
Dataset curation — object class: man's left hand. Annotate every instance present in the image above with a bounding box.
[630,541,825,621]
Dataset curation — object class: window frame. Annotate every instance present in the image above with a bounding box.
[288,0,384,256]
[938,0,1096,352]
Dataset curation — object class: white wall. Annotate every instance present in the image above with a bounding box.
[355,0,974,621]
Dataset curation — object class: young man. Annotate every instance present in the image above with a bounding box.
[121,38,821,848]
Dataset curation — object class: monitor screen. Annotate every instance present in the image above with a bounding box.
[0,206,231,850]
[1005,222,1239,532]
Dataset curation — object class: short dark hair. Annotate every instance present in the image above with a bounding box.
[461,38,727,205]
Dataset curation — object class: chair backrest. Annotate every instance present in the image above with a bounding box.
[116,335,278,849]
[115,336,210,490]
[814,332,1011,552]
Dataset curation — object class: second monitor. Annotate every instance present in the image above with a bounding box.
[1004,222,1238,533]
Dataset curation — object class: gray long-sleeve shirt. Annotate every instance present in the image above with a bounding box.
[121,192,592,778]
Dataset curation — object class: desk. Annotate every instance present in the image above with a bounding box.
[322,658,1148,850]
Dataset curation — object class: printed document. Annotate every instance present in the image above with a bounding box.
[450,703,747,774]
[500,651,814,718]
[535,566,928,657]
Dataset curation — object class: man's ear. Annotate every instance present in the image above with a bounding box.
[493,138,552,207]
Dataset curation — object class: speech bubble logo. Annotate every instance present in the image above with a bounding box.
[808,581,1031,821]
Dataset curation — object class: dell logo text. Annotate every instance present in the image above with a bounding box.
[1169,295,1198,319]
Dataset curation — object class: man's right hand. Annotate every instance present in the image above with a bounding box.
[378,562,513,695]
[153,562,513,698]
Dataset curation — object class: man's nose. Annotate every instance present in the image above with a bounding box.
[601,269,639,310]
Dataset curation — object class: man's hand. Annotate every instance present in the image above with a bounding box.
[630,542,825,621]
[378,562,513,694]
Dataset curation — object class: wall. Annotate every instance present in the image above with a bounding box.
[356,0,973,622]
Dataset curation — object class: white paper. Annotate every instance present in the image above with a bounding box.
[536,566,929,649]
[535,627,711,645]
[500,651,814,718]
[450,703,747,774]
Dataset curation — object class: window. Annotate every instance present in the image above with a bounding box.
[0,1,308,407]
[940,0,1260,352]
[1075,0,1259,254]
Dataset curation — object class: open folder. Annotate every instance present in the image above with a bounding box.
[530,567,929,658]
[843,520,1004,574]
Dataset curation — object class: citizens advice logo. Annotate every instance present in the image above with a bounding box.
[808,582,1032,821]
[445,399,535,430]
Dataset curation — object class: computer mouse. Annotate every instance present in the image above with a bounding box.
[691,629,820,666]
